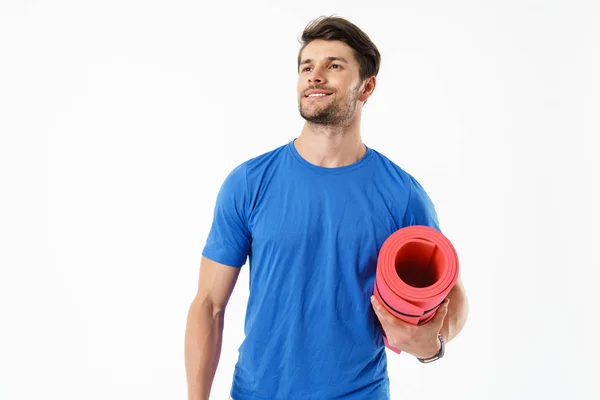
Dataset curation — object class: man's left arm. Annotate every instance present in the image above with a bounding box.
[371,274,469,359]
[376,173,469,357]
[439,274,469,344]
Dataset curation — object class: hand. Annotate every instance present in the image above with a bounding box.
[371,296,449,359]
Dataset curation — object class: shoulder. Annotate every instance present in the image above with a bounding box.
[217,141,291,217]
[233,141,289,176]
[222,141,289,184]
[369,146,437,220]
[368,147,417,189]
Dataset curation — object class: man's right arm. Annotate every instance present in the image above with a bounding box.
[185,256,241,400]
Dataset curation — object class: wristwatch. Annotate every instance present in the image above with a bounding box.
[417,334,445,363]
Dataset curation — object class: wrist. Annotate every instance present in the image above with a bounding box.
[425,336,442,358]
[416,334,445,363]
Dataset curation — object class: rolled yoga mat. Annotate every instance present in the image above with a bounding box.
[373,225,459,354]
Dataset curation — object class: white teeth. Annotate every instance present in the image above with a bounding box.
[308,93,329,97]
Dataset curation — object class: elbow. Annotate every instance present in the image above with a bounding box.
[191,295,226,320]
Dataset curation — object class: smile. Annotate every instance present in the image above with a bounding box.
[305,93,332,99]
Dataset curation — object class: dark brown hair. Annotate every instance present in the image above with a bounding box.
[297,15,381,82]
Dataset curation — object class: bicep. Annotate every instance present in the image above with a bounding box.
[194,256,242,312]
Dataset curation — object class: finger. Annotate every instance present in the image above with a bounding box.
[426,298,450,327]
[436,298,450,323]
[371,296,395,325]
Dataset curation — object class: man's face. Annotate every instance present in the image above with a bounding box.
[297,39,364,125]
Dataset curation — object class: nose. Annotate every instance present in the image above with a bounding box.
[308,67,325,84]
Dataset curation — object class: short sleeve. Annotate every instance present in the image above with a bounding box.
[402,174,441,232]
[201,163,252,267]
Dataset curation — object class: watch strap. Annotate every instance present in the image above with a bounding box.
[417,333,445,363]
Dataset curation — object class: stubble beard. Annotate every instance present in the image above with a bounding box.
[299,84,361,126]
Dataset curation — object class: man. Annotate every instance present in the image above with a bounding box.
[185,16,469,400]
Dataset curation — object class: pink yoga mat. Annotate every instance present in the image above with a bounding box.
[373,225,459,354]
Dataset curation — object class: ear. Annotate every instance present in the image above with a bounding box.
[359,76,376,103]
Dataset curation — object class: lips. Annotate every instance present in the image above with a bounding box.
[304,93,333,102]
[304,89,334,97]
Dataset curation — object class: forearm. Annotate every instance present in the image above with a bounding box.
[185,298,225,400]
[439,288,469,343]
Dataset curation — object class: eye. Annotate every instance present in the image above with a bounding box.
[302,67,312,72]
[330,64,341,69]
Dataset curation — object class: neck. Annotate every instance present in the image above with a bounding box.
[295,116,366,168]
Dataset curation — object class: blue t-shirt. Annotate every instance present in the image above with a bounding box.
[202,139,440,400]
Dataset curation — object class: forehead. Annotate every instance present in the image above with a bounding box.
[300,39,357,65]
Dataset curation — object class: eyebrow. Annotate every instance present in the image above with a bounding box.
[299,56,349,66]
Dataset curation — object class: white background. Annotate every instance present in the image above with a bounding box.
[1,1,598,399]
